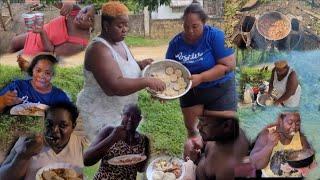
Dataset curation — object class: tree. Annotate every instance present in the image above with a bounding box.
[133,0,171,11]
[83,0,171,12]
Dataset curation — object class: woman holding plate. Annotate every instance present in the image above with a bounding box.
[0,53,70,114]
[84,104,150,180]
[165,1,236,160]
[0,102,86,180]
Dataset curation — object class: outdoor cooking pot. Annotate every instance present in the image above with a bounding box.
[287,149,315,168]
[256,11,291,41]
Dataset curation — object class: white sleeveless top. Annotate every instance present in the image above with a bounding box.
[76,37,141,140]
[273,67,301,107]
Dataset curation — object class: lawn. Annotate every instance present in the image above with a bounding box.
[0,64,186,179]
[125,35,170,47]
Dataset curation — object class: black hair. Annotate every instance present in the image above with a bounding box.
[122,103,141,116]
[27,54,58,77]
[101,14,116,32]
[203,116,240,143]
[217,117,240,140]
[182,1,208,23]
[45,102,79,124]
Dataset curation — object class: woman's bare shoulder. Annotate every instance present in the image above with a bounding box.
[84,41,113,70]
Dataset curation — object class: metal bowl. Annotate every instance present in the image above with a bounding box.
[256,11,291,41]
[287,149,315,168]
[142,59,192,100]
[256,93,273,107]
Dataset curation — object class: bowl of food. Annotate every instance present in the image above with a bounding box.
[287,149,315,168]
[256,11,291,41]
[36,163,83,180]
[10,103,48,116]
[146,156,185,180]
[256,93,274,107]
[142,60,192,100]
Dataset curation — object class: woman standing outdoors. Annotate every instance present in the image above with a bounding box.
[77,1,165,140]
[165,1,237,159]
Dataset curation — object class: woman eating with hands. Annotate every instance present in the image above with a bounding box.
[0,102,87,180]
[84,104,150,180]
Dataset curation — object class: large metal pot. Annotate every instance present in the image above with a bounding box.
[256,11,291,41]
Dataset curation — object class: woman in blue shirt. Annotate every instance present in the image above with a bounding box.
[0,54,70,113]
[166,1,237,160]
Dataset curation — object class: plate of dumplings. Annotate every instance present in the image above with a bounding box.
[146,156,185,180]
[142,59,192,100]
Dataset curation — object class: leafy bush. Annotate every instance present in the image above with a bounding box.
[238,66,272,99]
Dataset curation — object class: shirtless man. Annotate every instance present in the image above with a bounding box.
[185,115,249,179]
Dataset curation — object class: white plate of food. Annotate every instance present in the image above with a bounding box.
[107,154,147,166]
[142,60,192,100]
[10,103,48,116]
[35,162,83,180]
[146,156,185,180]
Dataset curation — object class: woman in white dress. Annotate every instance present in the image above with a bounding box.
[268,60,301,108]
[76,1,165,140]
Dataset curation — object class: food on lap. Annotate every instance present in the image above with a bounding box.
[39,168,82,180]
[153,159,183,179]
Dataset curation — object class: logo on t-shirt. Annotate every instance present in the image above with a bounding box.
[175,52,204,64]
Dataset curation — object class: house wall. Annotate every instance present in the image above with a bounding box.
[128,14,145,36]
[92,14,145,37]
[93,14,224,39]
[150,17,224,39]
[151,5,182,20]
[151,0,204,20]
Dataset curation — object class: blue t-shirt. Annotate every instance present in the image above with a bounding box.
[0,79,71,112]
[166,25,234,89]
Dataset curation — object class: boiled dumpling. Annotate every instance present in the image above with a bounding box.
[169,74,178,82]
[163,172,176,180]
[165,67,174,75]
[152,170,164,180]
[174,69,182,77]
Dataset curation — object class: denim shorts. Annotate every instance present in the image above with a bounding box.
[179,78,237,111]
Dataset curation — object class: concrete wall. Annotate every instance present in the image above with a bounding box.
[128,14,144,36]
[92,15,224,39]
[150,18,224,39]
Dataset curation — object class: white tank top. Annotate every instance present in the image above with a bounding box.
[76,37,141,140]
[273,67,301,107]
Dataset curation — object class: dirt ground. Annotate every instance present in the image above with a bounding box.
[0,44,168,67]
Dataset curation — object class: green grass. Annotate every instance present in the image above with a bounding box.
[138,91,186,156]
[125,35,170,47]
[0,65,185,179]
